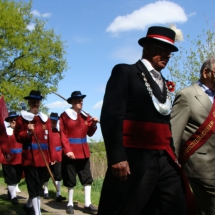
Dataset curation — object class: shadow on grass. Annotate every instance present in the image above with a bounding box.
[0,193,25,215]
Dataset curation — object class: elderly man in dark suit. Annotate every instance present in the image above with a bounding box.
[97,26,196,215]
[171,57,215,215]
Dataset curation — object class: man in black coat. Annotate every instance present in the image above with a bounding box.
[97,26,191,215]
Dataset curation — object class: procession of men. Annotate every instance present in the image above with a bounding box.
[1,24,215,215]
[0,90,99,215]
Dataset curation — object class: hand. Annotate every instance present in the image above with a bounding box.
[51,161,57,165]
[6,154,11,162]
[111,161,131,181]
[67,152,75,159]
[91,117,99,126]
[28,123,35,131]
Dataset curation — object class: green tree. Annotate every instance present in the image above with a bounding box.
[0,0,68,111]
[168,19,215,93]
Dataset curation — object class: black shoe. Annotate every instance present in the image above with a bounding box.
[56,195,66,202]
[23,204,35,215]
[84,204,98,213]
[11,197,19,205]
[66,205,74,214]
[43,193,49,199]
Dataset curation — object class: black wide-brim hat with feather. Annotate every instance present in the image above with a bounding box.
[138,26,178,52]
[5,111,19,122]
[67,91,86,104]
[24,90,44,100]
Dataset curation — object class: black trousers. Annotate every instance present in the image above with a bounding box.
[2,164,23,185]
[61,156,93,187]
[44,162,62,182]
[98,149,187,215]
[24,166,49,198]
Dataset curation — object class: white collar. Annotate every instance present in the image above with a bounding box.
[141,59,154,71]
[21,110,48,122]
[6,127,13,135]
[64,108,88,120]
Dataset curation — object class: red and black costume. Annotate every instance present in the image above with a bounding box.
[44,126,62,182]
[60,109,97,187]
[1,126,23,186]
[98,60,195,215]
[14,111,56,198]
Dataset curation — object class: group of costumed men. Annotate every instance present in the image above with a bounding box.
[0,90,99,215]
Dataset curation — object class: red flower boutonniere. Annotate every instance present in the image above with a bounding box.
[166,80,175,92]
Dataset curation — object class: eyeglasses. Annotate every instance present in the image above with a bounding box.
[152,44,174,57]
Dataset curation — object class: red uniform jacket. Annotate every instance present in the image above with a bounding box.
[1,127,23,165]
[52,127,62,162]
[14,111,57,167]
[0,120,9,156]
[60,109,97,159]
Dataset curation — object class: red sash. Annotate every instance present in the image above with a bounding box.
[179,99,215,166]
[123,120,198,215]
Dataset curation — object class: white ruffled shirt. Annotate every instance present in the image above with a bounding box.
[20,110,48,122]
[64,108,88,120]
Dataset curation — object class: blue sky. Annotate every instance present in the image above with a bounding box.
[18,0,214,141]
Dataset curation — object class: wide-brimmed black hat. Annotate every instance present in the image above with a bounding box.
[24,90,44,100]
[138,26,178,52]
[67,91,86,104]
[50,112,59,121]
[5,111,19,122]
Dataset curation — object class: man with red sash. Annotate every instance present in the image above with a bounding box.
[1,112,23,205]
[171,57,215,215]
[60,91,99,214]
[14,90,57,215]
[98,26,197,215]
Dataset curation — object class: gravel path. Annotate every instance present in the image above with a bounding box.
[0,184,96,215]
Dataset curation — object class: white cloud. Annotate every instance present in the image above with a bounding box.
[93,101,103,109]
[26,23,35,30]
[111,46,141,63]
[45,101,70,109]
[187,12,196,18]
[106,1,188,35]
[31,10,51,18]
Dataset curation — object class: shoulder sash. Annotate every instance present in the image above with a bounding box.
[179,98,215,166]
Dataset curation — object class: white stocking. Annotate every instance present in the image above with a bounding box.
[56,181,61,197]
[44,181,49,194]
[8,185,16,199]
[67,187,74,206]
[84,184,92,207]
[32,197,42,215]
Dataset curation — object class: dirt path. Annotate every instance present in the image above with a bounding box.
[0,184,95,215]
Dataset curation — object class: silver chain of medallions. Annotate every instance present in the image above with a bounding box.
[141,72,172,116]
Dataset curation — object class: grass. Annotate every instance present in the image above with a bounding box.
[0,166,103,215]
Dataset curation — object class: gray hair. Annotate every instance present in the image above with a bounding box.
[200,57,215,74]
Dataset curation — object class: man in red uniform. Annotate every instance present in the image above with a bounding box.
[14,90,57,215]
[60,91,98,214]
[43,112,66,202]
[1,112,23,205]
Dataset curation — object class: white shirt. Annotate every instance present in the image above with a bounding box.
[141,59,163,91]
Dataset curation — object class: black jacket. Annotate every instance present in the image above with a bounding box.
[101,60,172,165]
